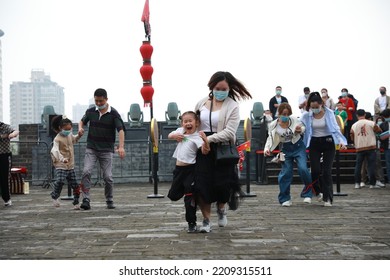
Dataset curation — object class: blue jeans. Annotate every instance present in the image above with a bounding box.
[278,139,313,204]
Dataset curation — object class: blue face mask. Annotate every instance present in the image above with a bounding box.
[311,107,321,114]
[341,92,347,97]
[280,116,289,122]
[60,130,71,137]
[97,103,108,110]
[213,90,229,101]
[276,90,282,96]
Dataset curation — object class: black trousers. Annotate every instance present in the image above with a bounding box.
[309,136,335,203]
[168,165,197,224]
[0,153,11,202]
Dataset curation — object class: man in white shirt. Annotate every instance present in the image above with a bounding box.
[374,86,390,120]
[351,109,382,189]
[298,87,310,115]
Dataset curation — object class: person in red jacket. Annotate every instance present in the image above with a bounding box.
[339,88,355,145]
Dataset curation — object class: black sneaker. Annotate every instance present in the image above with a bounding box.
[106,201,116,209]
[73,197,79,206]
[80,198,91,210]
[187,223,197,233]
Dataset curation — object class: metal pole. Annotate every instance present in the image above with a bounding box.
[334,148,348,196]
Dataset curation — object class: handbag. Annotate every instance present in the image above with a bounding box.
[209,100,239,165]
[215,142,240,165]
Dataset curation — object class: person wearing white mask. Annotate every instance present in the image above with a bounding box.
[321,88,336,110]
[78,88,126,210]
[194,71,252,233]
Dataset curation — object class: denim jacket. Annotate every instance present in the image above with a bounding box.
[264,116,305,152]
[300,107,347,147]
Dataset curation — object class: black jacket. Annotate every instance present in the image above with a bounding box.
[269,96,288,120]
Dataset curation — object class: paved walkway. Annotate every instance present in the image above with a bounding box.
[1,183,390,260]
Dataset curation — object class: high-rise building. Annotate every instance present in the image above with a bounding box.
[72,103,88,123]
[10,69,64,127]
[0,29,4,121]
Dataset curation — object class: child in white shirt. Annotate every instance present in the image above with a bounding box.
[167,111,209,233]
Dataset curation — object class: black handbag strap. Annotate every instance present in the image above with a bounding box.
[209,99,213,133]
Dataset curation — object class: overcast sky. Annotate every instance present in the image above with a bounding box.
[1,0,389,124]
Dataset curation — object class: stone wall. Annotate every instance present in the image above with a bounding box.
[13,121,260,186]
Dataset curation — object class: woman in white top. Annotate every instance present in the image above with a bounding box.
[321,88,336,110]
[300,92,347,207]
[264,103,313,207]
[194,71,252,233]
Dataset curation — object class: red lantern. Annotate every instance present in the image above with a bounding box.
[140,41,153,62]
[140,64,154,81]
[140,85,154,107]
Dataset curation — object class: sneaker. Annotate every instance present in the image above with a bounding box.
[217,208,227,227]
[73,197,79,206]
[73,204,80,210]
[80,198,91,210]
[360,182,366,188]
[354,183,361,189]
[369,185,381,189]
[303,197,312,204]
[281,200,292,207]
[187,223,197,233]
[376,181,385,187]
[106,201,116,209]
[199,219,212,233]
[316,193,323,202]
[52,198,60,207]
[4,200,12,207]
[324,201,332,207]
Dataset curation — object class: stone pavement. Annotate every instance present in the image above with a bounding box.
[1,183,390,260]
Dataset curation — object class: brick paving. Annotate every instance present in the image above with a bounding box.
[1,183,390,260]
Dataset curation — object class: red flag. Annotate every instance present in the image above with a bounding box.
[237,141,251,171]
[237,140,251,152]
[141,0,151,39]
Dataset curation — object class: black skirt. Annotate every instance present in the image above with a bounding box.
[194,143,242,209]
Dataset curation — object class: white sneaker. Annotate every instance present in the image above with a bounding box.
[354,183,361,189]
[316,193,323,202]
[376,181,385,187]
[199,219,212,233]
[52,198,60,207]
[360,182,366,187]
[4,200,12,207]
[324,201,332,207]
[303,197,312,204]
[281,200,292,207]
[369,185,381,189]
[217,208,227,227]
